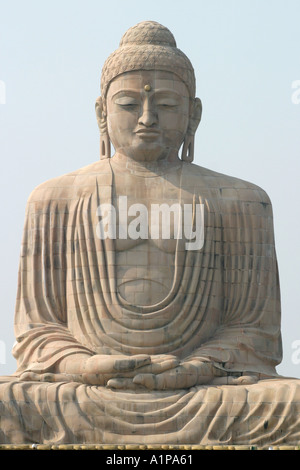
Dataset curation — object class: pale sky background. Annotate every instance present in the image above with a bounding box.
[0,0,299,378]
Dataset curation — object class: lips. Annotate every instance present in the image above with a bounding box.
[135,128,160,138]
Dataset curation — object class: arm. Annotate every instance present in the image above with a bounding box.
[13,189,96,377]
[187,186,282,378]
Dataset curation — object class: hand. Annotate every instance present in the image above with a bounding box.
[108,359,216,390]
[19,354,151,385]
[106,354,180,389]
[19,356,215,390]
[82,354,152,385]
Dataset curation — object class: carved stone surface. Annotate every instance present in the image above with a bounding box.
[0,21,300,446]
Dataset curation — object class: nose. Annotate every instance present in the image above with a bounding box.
[138,100,158,127]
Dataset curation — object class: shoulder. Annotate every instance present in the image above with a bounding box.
[27,159,111,205]
[184,162,272,206]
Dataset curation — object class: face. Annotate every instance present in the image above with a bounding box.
[105,70,191,162]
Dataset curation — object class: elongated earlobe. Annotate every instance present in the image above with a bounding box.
[100,134,111,160]
[181,135,195,162]
[95,96,111,159]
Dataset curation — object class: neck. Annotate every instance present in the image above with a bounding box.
[112,151,181,172]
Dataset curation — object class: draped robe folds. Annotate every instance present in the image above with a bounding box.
[1,159,300,446]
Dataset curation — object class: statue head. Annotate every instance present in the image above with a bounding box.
[95,21,202,162]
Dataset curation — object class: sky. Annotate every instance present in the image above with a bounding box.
[0,0,300,378]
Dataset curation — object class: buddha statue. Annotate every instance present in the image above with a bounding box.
[0,20,300,447]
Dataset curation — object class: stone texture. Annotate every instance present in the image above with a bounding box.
[0,21,300,447]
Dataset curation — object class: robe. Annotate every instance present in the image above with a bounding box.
[0,158,300,446]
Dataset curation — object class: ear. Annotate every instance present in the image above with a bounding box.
[95,96,105,131]
[188,97,202,135]
[95,96,111,159]
[181,98,202,163]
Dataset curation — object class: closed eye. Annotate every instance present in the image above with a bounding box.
[115,97,139,107]
[156,99,179,108]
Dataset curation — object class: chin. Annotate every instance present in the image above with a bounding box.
[126,144,167,162]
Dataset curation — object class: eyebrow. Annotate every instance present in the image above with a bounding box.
[111,88,182,99]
